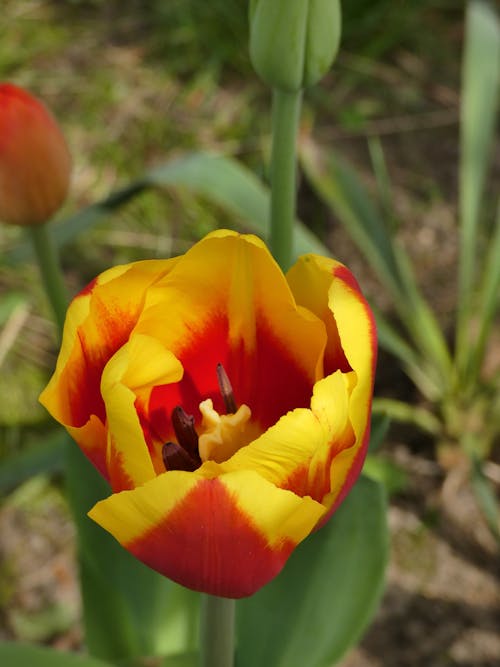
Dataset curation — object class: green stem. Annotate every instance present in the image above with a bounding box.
[269,88,303,270]
[199,594,235,667]
[28,223,68,335]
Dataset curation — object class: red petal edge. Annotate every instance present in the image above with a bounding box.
[126,477,295,598]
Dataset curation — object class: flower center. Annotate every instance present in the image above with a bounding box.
[161,363,254,472]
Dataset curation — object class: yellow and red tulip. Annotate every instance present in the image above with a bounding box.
[0,83,71,226]
[40,230,376,598]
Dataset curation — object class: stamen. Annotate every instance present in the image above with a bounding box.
[162,441,200,472]
[171,406,199,458]
[216,362,237,414]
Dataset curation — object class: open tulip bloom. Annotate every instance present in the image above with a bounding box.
[40,229,376,599]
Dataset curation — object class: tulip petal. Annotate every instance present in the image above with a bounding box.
[88,466,325,598]
[101,334,184,490]
[40,258,179,474]
[287,255,377,511]
[328,263,377,511]
[139,232,326,442]
[287,254,350,375]
[218,372,354,506]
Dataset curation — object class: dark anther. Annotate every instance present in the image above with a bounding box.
[216,362,237,414]
[162,441,200,472]
[171,406,199,458]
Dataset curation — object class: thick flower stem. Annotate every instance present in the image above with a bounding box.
[199,594,235,667]
[28,222,68,335]
[269,88,303,271]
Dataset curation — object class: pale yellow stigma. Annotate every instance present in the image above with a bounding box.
[198,398,257,463]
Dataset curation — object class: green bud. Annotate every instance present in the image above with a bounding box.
[249,0,341,92]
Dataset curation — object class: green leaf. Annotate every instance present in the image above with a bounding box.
[372,397,441,436]
[367,136,395,227]
[8,603,74,643]
[118,652,198,667]
[363,455,408,495]
[299,136,452,385]
[368,411,391,453]
[468,201,500,384]
[146,153,327,257]
[0,429,66,495]
[5,182,148,265]
[65,444,200,661]
[7,152,328,264]
[299,136,403,301]
[470,456,500,543]
[456,0,500,376]
[0,642,113,667]
[0,292,27,327]
[374,310,444,402]
[237,476,388,667]
[160,654,198,667]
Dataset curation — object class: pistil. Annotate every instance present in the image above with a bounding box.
[216,362,237,414]
[162,363,243,472]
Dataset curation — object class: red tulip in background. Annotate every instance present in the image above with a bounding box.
[40,230,376,598]
[0,83,71,226]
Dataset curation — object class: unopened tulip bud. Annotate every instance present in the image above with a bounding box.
[249,0,342,92]
[0,83,71,226]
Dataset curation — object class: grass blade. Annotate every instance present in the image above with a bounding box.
[375,309,444,400]
[373,398,442,436]
[300,135,452,386]
[300,135,404,301]
[468,202,500,383]
[456,0,500,375]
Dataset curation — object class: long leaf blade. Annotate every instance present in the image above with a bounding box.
[300,135,404,301]
[0,430,66,495]
[6,152,328,265]
[468,201,500,381]
[236,476,388,667]
[0,642,113,667]
[66,444,199,661]
[300,135,452,386]
[147,152,328,256]
[456,0,500,373]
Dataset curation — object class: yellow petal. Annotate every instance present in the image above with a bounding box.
[137,232,326,436]
[287,254,350,375]
[39,258,179,444]
[219,372,354,506]
[101,334,183,489]
[287,254,377,510]
[329,264,377,444]
[88,465,324,597]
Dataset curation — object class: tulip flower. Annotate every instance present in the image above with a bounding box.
[0,83,71,226]
[40,230,376,598]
